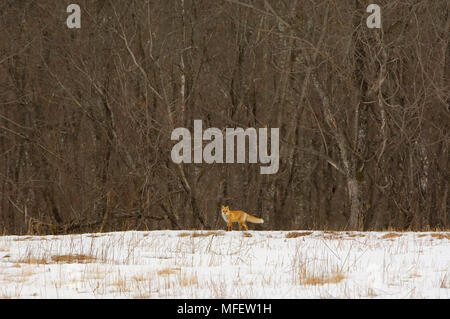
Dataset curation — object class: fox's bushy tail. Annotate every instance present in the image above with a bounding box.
[247,214,264,224]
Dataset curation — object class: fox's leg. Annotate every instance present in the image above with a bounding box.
[243,223,248,231]
[238,223,242,231]
[227,221,232,231]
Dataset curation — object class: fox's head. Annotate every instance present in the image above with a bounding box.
[221,206,229,214]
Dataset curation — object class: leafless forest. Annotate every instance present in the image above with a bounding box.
[0,0,448,234]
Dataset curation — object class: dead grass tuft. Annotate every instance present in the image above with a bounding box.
[285,231,313,238]
[296,261,345,286]
[178,232,190,237]
[178,231,223,238]
[177,272,199,286]
[112,276,130,292]
[191,231,219,237]
[132,274,148,282]
[346,232,364,238]
[300,270,345,286]
[382,232,403,239]
[17,257,48,264]
[157,267,181,276]
[306,272,344,286]
[51,254,96,264]
[430,233,450,240]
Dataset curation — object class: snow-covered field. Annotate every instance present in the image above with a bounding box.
[0,230,448,298]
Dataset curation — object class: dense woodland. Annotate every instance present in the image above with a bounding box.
[0,0,448,234]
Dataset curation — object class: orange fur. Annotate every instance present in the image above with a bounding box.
[221,206,264,231]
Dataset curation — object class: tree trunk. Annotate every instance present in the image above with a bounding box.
[347,178,363,230]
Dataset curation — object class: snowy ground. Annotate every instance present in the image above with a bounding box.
[0,230,448,298]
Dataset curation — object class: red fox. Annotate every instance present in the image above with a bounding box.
[221,206,264,231]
